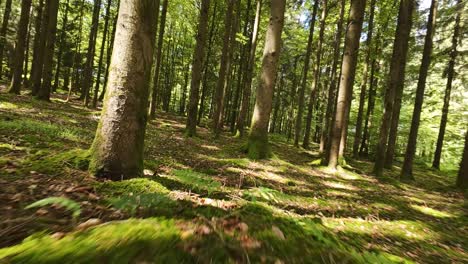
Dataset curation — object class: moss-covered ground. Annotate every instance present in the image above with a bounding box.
[0,91,467,263]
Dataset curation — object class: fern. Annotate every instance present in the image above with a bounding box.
[25,197,81,218]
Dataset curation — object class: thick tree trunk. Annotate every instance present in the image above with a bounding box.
[432,0,461,170]
[52,0,70,93]
[185,0,211,137]
[457,128,468,189]
[327,0,366,169]
[8,0,33,94]
[213,0,235,137]
[89,0,158,180]
[373,0,414,177]
[352,0,375,157]
[36,0,60,101]
[294,0,319,147]
[83,0,102,106]
[0,0,12,78]
[401,0,438,180]
[246,0,285,159]
[236,0,262,137]
[149,0,167,118]
[303,0,327,149]
[92,0,114,108]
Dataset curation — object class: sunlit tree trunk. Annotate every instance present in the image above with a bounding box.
[246,0,286,159]
[327,0,366,169]
[373,0,414,177]
[432,0,461,170]
[82,0,101,105]
[401,0,438,180]
[186,0,211,137]
[89,0,158,180]
[8,0,33,94]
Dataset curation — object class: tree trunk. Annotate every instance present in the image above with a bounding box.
[303,0,327,149]
[246,0,285,159]
[52,0,70,93]
[401,0,438,180]
[457,128,468,189]
[30,0,45,95]
[149,0,167,118]
[287,56,300,142]
[8,0,33,94]
[36,0,60,101]
[294,0,319,147]
[236,0,262,137]
[185,0,211,137]
[0,0,12,78]
[83,0,102,106]
[92,0,114,108]
[352,0,375,157]
[99,5,119,102]
[327,0,366,169]
[373,0,414,177]
[212,0,235,137]
[89,0,158,180]
[432,0,461,170]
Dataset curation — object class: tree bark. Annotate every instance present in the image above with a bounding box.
[89,0,158,180]
[52,0,70,93]
[373,0,414,177]
[185,0,211,137]
[401,0,438,180]
[0,0,12,78]
[246,0,286,159]
[327,0,366,169]
[149,0,167,118]
[457,128,468,189]
[352,0,375,157]
[8,0,33,94]
[294,0,319,147]
[83,0,102,106]
[212,0,235,137]
[36,0,60,101]
[30,0,45,95]
[99,5,119,101]
[303,0,327,149]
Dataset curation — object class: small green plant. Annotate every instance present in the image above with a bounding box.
[25,197,81,219]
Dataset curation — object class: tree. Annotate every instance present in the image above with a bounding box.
[89,0,159,180]
[8,0,33,94]
[0,0,12,78]
[400,0,438,180]
[36,0,60,101]
[432,0,462,170]
[213,0,235,137]
[373,0,414,177]
[246,0,286,159]
[457,128,468,189]
[185,0,211,137]
[327,0,367,169]
[294,0,319,147]
[52,0,70,93]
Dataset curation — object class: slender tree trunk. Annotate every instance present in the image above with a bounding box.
[149,0,167,118]
[89,0,158,180]
[270,69,284,133]
[82,0,102,106]
[401,0,438,180]
[303,0,327,149]
[99,5,119,101]
[213,0,235,137]
[322,0,345,157]
[185,0,210,137]
[8,0,33,94]
[457,128,468,189]
[52,0,70,92]
[328,0,366,169]
[0,0,12,78]
[36,0,60,101]
[352,0,375,157]
[373,0,414,177]
[246,0,286,159]
[23,6,34,87]
[30,0,45,95]
[287,56,299,142]
[236,0,262,137]
[294,0,319,147]
[432,0,461,169]
[92,0,114,108]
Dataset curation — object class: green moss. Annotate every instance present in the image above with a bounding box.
[22,149,90,175]
[172,169,222,194]
[95,178,170,196]
[246,136,272,160]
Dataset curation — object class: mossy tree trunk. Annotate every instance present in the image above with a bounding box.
[89,0,158,180]
[246,0,286,159]
[327,0,366,169]
[8,0,33,94]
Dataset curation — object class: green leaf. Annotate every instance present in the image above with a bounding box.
[25,197,81,219]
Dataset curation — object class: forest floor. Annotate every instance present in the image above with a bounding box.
[0,90,467,263]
